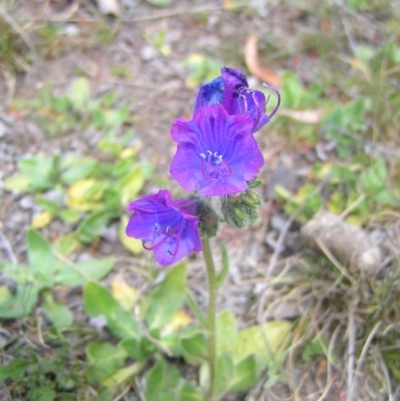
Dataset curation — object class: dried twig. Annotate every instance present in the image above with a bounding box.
[347,305,356,401]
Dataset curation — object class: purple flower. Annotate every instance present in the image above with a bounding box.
[170,104,264,197]
[194,67,280,133]
[126,190,202,266]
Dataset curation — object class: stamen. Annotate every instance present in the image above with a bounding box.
[167,222,184,256]
[200,154,232,181]
[262,84,281,119]
[239,93,248,114]
[249,90,261,129]
[141,234,169,251]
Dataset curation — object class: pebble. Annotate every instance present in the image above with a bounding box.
[19,196,34,210]
[0,121,8,138]
[140,46,158,61]
[100,223,118,243]
[63,24,80,37]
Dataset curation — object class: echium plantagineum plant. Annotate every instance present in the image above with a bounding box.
[126,67,280,401]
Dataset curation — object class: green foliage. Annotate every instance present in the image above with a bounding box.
[84,282,140,339]
[0,341,88,399]
[0,229,114,319]
[141,263,187,330]
[4,82,152,245]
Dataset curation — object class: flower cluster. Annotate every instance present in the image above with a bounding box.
[126,67,280,265]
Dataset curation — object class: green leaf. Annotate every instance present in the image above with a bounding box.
[145,359,181,401]
[42,292,73,328]
[84,282,140,339]
[27,229,55,283]
[216,309,237,353]
[234,321,291,371]
[19,155,56,192]
[26,229,55,274]
[214,352,234,397]
[61,158,96,185]
[302,337,326,362]
[176,381,202,401]
[181,332,207,365]
[119,337,154,361]
[0,263,35,284]
[36,196,60,215]
[360,158,387,193]
[215,243,229,288]
[53,234,80,257]
[119,165,145,206]
[3,173,31,192]
[104,107,130,126]
[280,72,304,109]
[55,256,115,286]
[67,77,91,109]
[28,387,56,401]
[228,354,258,392]
[141,263,187,330]
[146,0,172,7]
[77,209,117,243]
[102,360,146,389]
[59,209,81,223]
[86,341,127,383]
[0,284,40,318]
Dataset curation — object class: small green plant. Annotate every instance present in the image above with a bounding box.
[0,229,114,320]
[5,78,152,245]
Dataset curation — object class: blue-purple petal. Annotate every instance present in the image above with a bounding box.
[125,190,202,266]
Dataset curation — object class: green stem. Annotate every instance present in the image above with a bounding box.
[202,236,218,401]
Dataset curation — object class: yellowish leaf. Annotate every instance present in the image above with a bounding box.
[111,281,137,311]
[66,179,102,211]
[119,166,144,206]
[32,211,53,228]
[162,309,193,335]
[120,141,143,159]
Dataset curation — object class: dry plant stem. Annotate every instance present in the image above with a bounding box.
[202,236,218,401]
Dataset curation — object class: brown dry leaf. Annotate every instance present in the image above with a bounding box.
[244,35,281,86]
[279,108,324,124]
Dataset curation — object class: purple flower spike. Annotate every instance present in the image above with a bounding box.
[194,67,280,133]
[170,104,264,197]
[126,190,202,266]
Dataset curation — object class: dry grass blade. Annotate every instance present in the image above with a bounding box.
[0,5,38,71]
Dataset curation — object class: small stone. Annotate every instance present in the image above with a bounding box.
[100,223,118,243]
[0,121,8,138]
[273,300,300,320]
[140,46,158,61]
[77,252,91,262]
[89,315,107,333]
[19,196,34,210]
[63,24,80,37]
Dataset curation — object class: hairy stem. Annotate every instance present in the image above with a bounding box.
[202,236,218,401]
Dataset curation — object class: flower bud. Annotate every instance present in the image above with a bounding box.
[221,188,262,228]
